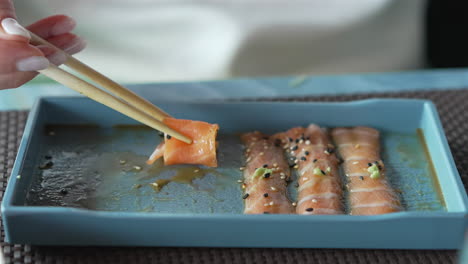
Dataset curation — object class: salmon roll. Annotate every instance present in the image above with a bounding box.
[240,131,294,214]
[273,125,343,215]
[331,127,402,215]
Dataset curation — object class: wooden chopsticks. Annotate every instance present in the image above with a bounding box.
[28,31,192,144]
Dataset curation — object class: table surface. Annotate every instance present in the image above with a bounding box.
[1,69,468,264]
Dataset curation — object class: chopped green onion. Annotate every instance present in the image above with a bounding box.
[313,167,324,176]
[253,168,274,179]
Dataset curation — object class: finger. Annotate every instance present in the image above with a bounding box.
[26,15,76,39]
[0,1,30,42]
[46,33,86,54]
[0,40,48,74]
[0,71,38,90]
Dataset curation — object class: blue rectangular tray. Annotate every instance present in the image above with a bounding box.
[2,97,467,249]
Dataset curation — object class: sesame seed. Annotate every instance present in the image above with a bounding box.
[264,193,269,197]
[305,151,309,156]
[274,139,281,147]
[295,183,299,187]
[151,182,159,187]
[303,177,308,181]
[292,202,297,207]
[290,151,295,155]
[273,163,278,167]
[242,184,247,189]
[269,201,274,206]
[305,140,311,145]
[263,212,270,214]
[294,165,299,169]
[313,159,318,163]
[295,139,300,143]
[368,163,372,167]
[280,175,286,180]
[306,208,314,212]
[60,189,68,195]
[16,175,21,179]
[294,159,299,163]
[324,150,330,155]
[246,148,251,153]
[289,137,293,142]
[119,160,126,165]
[133,166,142,171]
[292,146,298,151]
[237,180,243,183]
[246,157,252,162]
[301,157,307,161]
[239,167,245,171]
[299,139,304,144]
[263,164,268,168]
[264,173,271,178]
[260,152,264,156]
[280,172,285,176]
[166,135,172,140]
[360,176,365,180]
[312,199,317,203]
[352,161,359,165]
[264,203,269,206]
[242,193,249,199]
[326,167,331,173]
[321,169,326,175]
[271,186,277,191]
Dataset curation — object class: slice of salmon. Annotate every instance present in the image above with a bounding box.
[147,118,219,167]
[241,131,294,214]
[272,124,343,215]
[331,127,401,215]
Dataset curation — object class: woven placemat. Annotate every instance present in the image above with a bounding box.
[1,89,466,264]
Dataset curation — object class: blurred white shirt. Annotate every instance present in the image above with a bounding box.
[15,0,426,83]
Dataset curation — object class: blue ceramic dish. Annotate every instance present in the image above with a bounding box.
[2,97,467,248]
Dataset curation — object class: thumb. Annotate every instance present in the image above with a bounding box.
[0,0,30,41]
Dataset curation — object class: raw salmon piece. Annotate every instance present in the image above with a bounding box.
[241,131,294,214]
[147,118,219,167]
[272,124,343,215]
[331,127,401,215]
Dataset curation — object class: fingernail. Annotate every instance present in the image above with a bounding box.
[16,56,49,71]
[1,18,30,38]
[47,51,67,65]
[51,17,76,36]
[64,37,86,54]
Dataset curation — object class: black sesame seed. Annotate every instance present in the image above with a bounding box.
[166,135,172,140]
[305,151,309,156]
[60,189,68,195]
[374,161,379,165]
[306,137,310,140]
[295,139,300,143]
[306,208,314,212]
[289,137,293,142]
[368,163,372,167]
[45,155,52,160]
[274,139,281,147]
[264,193,269,197]
[378,166,383,170]
[158,132,164,137]
[263,212,270,214]
[264,173,271,178]
[242,193,249,199]
[295,183,299,188]
[289,164,296,168]
[359,176,364,180]
[301,157,307,161]
[292,146,298,151]
[263,164,268,168]
[327,148,335,154]
[321,169,326,175]
[313,159,318,163]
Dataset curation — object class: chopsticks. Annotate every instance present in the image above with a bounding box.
[28,31,192,144]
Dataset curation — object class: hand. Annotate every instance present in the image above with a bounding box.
[0,0,85,90]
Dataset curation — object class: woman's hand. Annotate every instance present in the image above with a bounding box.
[0,0,85,90]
